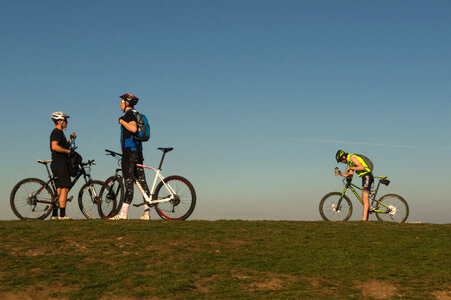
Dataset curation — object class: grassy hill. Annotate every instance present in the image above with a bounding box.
[0,220,449,299]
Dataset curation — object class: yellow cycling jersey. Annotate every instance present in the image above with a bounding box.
[346,154,372,177]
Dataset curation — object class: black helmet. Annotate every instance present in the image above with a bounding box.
[335,149,346,163]
[120,93,139,106]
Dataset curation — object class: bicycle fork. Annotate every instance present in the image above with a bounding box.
[334,189,349,212]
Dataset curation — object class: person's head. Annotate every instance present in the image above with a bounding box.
[120,93,139,112]
[51,111,69,129]
[335,149,348,164]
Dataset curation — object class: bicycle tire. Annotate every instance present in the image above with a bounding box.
[319,192,353,221]
[154,175,196,220]
[375,194,409,223]
[78,180,104,219]
[98,176,124,218]
[10,178,55,220]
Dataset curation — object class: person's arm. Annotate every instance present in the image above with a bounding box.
[348,156,365,172]
[119,119,137,133]
[51,141,71,154]
[341,168,354,177]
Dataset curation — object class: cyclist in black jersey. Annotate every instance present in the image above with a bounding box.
[50,111,76,220]
[110,93,151,220]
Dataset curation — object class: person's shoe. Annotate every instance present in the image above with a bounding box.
[109,214,127,220]
[139,215,150,220]
[51,216,59,220]
[58,215,72,220]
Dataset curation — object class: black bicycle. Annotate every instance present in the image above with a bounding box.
[10,157,107,220]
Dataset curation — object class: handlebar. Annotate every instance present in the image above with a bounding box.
[340,175,353,188]
[105,149,122,157]
[81,160,95,167]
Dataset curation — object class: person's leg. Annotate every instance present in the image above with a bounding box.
[120,152,135,218]
[52,188,60,218]
[59,188,69,217]
[135,161,151,218]
[51,161,71,219]
[362,191,369,221]
[361,173,374,221]
[133,152,150,220]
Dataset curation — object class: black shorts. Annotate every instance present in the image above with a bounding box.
[362,173,374,193]
[51,159,71,189]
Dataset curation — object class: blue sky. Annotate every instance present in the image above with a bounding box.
[1,0,450,223]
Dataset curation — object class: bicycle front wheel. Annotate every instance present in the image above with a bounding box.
[98,176,123,218]
[10,178,55,220]
[78,180,104,219]
[375,194,409,223]
[319,192,353,221]
[154,175,196,220]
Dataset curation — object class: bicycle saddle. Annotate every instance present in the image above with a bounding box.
[158,147,173,153]
[37,160,52,165]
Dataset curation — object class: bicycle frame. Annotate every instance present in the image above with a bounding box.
[105,147,183,209]
[35,160,95,205]
[340,177,392,214]
[135,164,177,204]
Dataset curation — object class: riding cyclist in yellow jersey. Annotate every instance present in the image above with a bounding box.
[335,150,374,221]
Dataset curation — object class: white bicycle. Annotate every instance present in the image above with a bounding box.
[98,148,196,220]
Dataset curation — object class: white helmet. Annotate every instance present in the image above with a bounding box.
[51,111,70,121]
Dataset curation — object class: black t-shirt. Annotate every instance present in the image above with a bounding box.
[50,128,69,161]
[121,109,141,153]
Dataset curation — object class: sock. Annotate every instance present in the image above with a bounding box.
[52,207,58,217]
[121,203,130,217]
[143,204,150,216]
[60,207,66,217]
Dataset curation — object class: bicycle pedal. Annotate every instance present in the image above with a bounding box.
[67,196,73,202]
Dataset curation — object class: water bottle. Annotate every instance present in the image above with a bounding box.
[70,133,76,150]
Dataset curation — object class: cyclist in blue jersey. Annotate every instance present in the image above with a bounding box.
[335,150,374,221]
[110,93,151,220]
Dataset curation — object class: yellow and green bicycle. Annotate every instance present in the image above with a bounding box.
[319,175,409,223]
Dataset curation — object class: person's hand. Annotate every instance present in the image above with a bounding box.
[118,117,123,124]
[69,147,78,155]
[70,132,77,138]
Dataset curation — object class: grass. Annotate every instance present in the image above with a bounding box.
[0,220,449,299]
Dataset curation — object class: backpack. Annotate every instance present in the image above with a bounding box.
[133,111,150,142]
[355,154,374,172]
[68,151,83,177]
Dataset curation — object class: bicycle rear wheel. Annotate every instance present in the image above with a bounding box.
[375,194,409,223]
[10,178,55,220]
[154,175,196,220]
[78,180,104,219]
[319,192,353,221]
[98,176,123,218]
